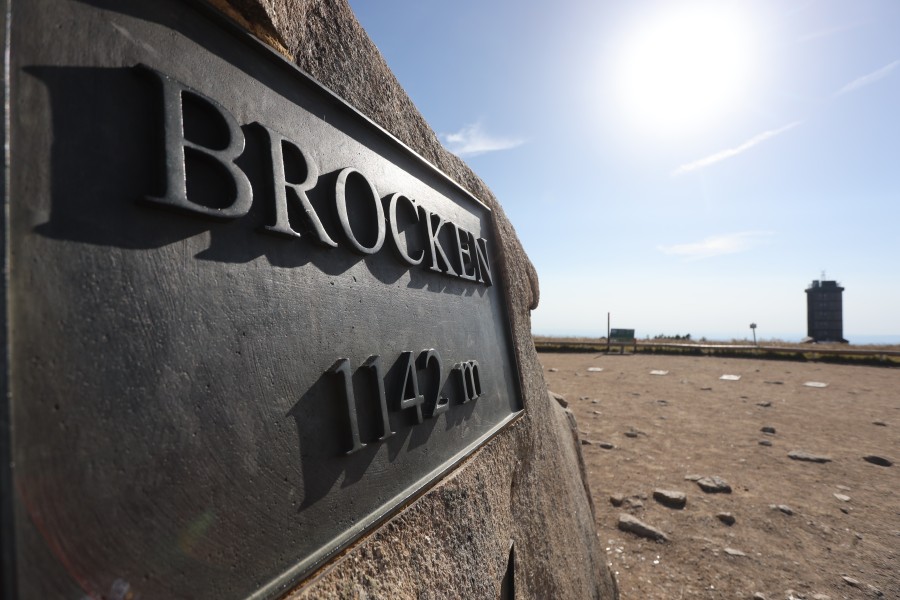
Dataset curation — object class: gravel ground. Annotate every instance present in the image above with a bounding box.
[540,353,898,600]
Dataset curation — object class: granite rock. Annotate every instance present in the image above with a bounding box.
[206,2,617,599]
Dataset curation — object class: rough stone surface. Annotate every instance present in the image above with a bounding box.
[208,2,617,599]
[617,514,669,542]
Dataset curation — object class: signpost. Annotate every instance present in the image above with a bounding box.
[1,1,524,598]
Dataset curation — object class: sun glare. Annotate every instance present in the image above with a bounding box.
[615,6,756,136]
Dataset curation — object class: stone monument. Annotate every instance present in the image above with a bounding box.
[0,1,617,598]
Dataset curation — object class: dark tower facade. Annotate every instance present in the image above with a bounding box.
[805,279,847,343]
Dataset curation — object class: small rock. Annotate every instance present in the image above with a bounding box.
[764,380,783,384]
[872,421,887,426]
[547,367,558,372]
[592,410,601,415]
[839,507,850,514]
[752,593,767,600]
[657,399,669,405]
[759,439,773,447]
[624,430,639,438]
[580,439,593,446]
[770,504,794,515]
[684,474,703,481]
[757,401,772,407]
[591,399,600,404]
[833,493,850,502]
[549,391,568,408]
[841,575,860,588]
[579,396,590,401]
[811,594,831,600]
[609,494,625,507]
[866,583,883,596]
[700,386,712,391]
[624,497,644,509]
[587,367,603,372]
[836,484,851,491]
[617,513,668,542]
[723,547,745,557]
[788,450,832,463]
[803,381,827,388]
[785,589,806,599]
[862,455,893,467]
[761,426,776,434]
[653,489,687,509]
[716,512,736,526]
[697,476,732,494]
[598,441,615,449]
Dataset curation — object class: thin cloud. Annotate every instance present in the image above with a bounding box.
[441,121,525,157]
[798,21,866,44]
[671,122,801,176]
[658,231,774,260]
[836,59,900,96]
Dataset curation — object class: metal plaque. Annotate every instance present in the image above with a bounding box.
[0,0,524,598]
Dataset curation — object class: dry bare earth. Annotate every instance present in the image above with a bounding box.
[540,353,898,600]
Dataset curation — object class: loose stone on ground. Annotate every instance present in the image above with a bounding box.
[617,513,669,542]
[862,455,893,467]
[788,450,832,463]
[716,512,736,526]
[652,489,687,509]
[771,504,794,515]
[549,391,568,408]
[696,476,732,493]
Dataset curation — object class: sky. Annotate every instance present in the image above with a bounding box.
[347,0,900,344]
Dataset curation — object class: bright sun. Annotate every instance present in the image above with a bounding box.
[615,6,756,136]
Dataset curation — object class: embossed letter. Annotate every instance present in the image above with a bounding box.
[418,349,448,418]
[474,237,493,287]
[335,167,385,255]
[259,125,337,247]
[457,360,482,403]
[424,211,458,276]
[453,224,478,281]
[397,351,424,424]
[140,66,252,219]
[362,355,394,441]
[387,193,425,266]
[328,358,366,455]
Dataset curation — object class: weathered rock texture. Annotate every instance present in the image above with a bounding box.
[207,1,617,598]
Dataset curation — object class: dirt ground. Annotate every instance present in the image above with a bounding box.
[539,353,898,600]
